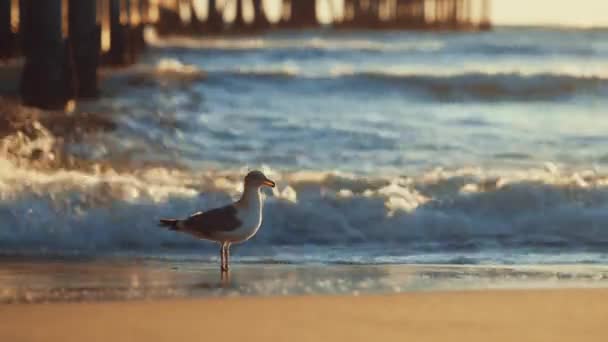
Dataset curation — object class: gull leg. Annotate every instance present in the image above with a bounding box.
[226,243,232,271]
[220,243,230,285]
[220,242,227,272]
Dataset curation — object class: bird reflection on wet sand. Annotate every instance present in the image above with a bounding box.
[188,274,232,291]
[4,260,608,303]
[221,270,231,287]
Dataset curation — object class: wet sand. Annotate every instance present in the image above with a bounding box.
[3,260,608,302]
[1,288,607,342]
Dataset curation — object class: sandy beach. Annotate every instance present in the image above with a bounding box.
[1,288,606,342]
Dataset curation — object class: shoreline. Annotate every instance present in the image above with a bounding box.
[2,261,608,303]
[1,288,607,342]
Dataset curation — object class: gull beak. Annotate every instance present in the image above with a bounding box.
[263,178,276,188]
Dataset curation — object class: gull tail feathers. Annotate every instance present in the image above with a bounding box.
[159,219,181,231]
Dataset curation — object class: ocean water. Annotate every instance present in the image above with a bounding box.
[2,27,608,265]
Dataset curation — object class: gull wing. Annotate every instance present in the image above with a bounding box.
[182,205,242,233]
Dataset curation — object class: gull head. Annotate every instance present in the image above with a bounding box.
[244,170,276,189]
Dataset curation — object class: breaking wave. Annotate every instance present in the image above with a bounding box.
[136,58,608,102]
[146,30,608,57]
[4,27,608,265]
[2,134,608,257]
[210,69,608,102]
[346,71,608,101]
[147,34,444,53]
[2,93,608,259]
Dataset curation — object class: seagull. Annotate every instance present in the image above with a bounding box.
[159,170,275,272]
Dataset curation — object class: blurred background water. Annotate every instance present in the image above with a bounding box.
[2,27,608,265]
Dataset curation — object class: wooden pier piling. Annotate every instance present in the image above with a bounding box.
[20,0,76,109]
[105,0,133,65]
[337,0,380,29]
[130,0,146,57]
[480,0,491,29]
[17,0,27,57]
[391,0,427,29]
[106,0,123,64]
[232,0,246,30]
[205,0,223,33]
[283,0,317,28]
[0,0,13,59]
[252,0,270,30]
[68,0,100,97]
[189,0,205,34]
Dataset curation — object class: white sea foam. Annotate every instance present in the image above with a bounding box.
[147,35,444,53]
[155,58,202,75]
[197,61,608,80]
[1,131,608,255]
[148,58,608,101]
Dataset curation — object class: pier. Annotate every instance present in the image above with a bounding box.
[0,0,492,110]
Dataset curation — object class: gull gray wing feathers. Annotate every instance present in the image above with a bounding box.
[182,205,242,233]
